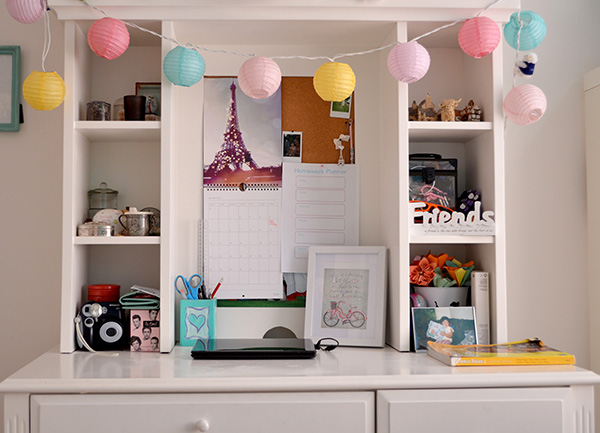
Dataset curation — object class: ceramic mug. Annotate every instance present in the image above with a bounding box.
[118,208,155,236]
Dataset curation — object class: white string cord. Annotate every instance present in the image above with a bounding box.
[41,1,51,72]
[504,9,523,138]
[79,0,505,62]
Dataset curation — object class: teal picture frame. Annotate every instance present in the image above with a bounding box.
[0,46,21,132]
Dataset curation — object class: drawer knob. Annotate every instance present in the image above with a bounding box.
[196,419,210,432]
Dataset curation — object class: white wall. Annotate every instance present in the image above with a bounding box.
[0,0,599,402]
[0,8,64,378]
[503,0,600,368]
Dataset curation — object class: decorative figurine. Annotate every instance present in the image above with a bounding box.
[516,52,538,78]
[439,98,462,121]
[468,103,482,122]
[457,100,482,122]
[409,100,419,121]
[417,94,437,121]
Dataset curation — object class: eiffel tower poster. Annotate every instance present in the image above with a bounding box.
[203,78,282,185]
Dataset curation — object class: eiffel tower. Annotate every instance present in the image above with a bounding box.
[206,81,259,178]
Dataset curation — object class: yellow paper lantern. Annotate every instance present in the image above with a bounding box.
[313,62,355,102]
[23,70,66,111]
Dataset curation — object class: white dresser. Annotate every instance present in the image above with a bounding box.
[2,346,599,433]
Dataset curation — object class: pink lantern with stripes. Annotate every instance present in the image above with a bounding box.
[387,41,430,84]
[503,84,547,125]
[87,17,130,60]
[459,16,501,58]
[238,57,282,99]
[6,0,44,24]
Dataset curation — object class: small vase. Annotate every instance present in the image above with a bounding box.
[124,95,146,121]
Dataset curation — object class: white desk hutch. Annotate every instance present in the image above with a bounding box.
[2,1,599,432]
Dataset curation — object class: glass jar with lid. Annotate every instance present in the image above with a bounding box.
[88,182,118,218]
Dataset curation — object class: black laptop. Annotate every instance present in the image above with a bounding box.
[191,338,317,360]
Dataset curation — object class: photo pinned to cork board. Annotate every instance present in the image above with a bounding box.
[304,246,387,348]
[282,131,302,162]
[330,94,352,119]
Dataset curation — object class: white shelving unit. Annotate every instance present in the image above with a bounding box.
[53,0,517,353]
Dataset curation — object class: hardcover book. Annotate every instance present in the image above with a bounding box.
[427,338,575,366]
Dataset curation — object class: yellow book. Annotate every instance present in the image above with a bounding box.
[427,339,575,366]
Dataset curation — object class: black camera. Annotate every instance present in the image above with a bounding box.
[77,301,125,351]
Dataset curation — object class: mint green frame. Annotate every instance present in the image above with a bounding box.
[0,46,21,132]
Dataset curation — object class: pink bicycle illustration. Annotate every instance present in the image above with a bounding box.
[323,300,367,328]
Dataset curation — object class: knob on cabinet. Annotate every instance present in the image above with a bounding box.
[196,419,210,432]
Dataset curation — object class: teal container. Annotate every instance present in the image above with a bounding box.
[179,299,217,346]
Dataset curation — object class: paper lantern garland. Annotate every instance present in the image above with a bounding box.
[10,0,548,127]
[87,17,130,60]
[23,70,66,111]
[504,11,546,51]
[6,0,44,24]
[313,62,356,102]
[163,46,206,87]
[387,41,430,83]
[238,56,282,99]
[503,84,547,125]
[458,16,501,58]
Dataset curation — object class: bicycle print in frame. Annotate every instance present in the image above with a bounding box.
[305,246,386,347]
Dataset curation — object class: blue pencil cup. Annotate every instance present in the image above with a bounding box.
[179,299,217,346]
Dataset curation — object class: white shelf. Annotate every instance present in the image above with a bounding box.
[75,121,161,142]
[410,235,495,244]
[408,121,492,142]
[74,236,160,245]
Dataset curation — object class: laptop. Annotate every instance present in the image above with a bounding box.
[191,338,317,360]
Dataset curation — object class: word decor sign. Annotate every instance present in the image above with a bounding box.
[409,201,495,236]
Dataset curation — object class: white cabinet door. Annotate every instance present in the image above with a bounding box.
[378,388,584,433]
[32,392,374,433]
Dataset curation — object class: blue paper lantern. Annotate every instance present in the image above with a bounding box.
[163,46,206,87]
[503,11,546,51]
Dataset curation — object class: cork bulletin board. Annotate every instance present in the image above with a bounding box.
[281,77,355,164]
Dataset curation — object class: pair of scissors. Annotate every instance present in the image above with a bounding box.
[174,274,203,300]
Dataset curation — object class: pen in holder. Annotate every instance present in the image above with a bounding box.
[179,299,217,346]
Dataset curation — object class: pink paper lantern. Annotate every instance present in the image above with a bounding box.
[87,17,130,60]
[503,84,547,125]
[459,16,501,58]
[6,0,44,24]
[387,41,430,84]
[238,57,282,99]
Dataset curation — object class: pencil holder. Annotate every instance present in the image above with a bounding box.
[179,299,217,346]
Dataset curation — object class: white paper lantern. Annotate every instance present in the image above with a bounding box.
[387,41,430,83]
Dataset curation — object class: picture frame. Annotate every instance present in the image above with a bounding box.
[135,82,161,117]
[305,246,387,347]
[330,94,352,119]
[0,46,21,132]
[411,306,477,352]
[282,130,302,162]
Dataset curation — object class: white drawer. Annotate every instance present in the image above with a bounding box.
[377,388,573,433]
[32,392,374,433]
